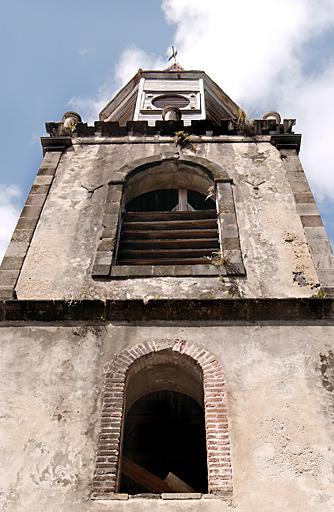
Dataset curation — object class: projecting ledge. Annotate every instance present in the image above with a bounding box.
[0,298,334,322]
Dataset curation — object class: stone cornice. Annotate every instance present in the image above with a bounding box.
[43,119,301,153]
[0,298,333,323]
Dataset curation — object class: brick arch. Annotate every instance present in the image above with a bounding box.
[109,153,232,184]
[92,339,232,499]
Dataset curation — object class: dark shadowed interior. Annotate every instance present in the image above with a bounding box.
[126,189,216,212]
[120,390,208,494]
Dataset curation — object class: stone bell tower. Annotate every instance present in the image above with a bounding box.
[1,64,334,512]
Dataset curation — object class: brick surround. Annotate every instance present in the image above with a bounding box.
[92,340,232,499]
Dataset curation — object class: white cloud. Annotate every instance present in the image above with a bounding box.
[0,185,21,262]
[114,46,165,87]
[69,46,164,124]
[281,63,334,200]
[162,0,334,201]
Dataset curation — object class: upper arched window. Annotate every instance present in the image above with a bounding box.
[92,157,245,278]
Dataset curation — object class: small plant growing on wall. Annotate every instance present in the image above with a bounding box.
[207,250,244,298]
[312,288,328,299]
[233,108,256,136]
[208,250,228,267]
[174,131,192,149]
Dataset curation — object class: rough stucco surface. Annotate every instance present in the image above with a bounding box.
[1,323,334,512]
[15,140,320,300]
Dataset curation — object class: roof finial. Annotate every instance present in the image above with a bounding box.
[165,45,184,71]
[168,45,178,64]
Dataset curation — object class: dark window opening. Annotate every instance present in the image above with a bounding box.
[116,188,219,265]
[126,189,179,212]
[126,189,215,212]
[188,189,215,210]
[152,95,190,109]
[120,390,208,494]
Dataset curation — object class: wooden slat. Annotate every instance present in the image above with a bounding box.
[120,238,220,250]
[119,248,218,258]
[121,228,218,240]
[121,457,175,494]
[118,257,212,265]
[117,209,219,265]
[123,219,217,230]
[125,210,216,221]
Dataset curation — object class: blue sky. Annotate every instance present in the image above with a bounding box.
[0,0,172,192]
[1,0,334,257]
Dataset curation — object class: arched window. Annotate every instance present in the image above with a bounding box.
[92,341,233,500]
[118,348,208,493]
[92,157,245,278]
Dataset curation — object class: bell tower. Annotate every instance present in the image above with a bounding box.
[1,64,334,512]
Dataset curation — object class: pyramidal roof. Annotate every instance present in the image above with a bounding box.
[99,68,241,125]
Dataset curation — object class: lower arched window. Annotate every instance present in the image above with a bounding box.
[92,342,233,499]
[117,349,208,494]
[116,188,219,265]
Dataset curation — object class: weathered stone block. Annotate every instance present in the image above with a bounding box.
[92,264,111,277]
[3,241,29,258]
[219,224,238,238]
[97,238,115,251]
[220,213,237,226]
[0,257,25,271]
[21,205,42,219]
[33,175,53,186]
[304,226,328,240]
[105,202,120,214]
[301,215,323,227]
[94,252,113,266]
[220,238,240,250]
[11,229,32,243]
[129,494,160,499]
[25,193,47,207]
[161,493,202,499]
[296,203,319,216]
[102,214,118,228]
[0,270,19,286]
[0,287,15,300]
[293,192,315,203]
[29,184,50,195]
[16,217,39,230]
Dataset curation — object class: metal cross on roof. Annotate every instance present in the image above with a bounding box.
[168,45,178,64]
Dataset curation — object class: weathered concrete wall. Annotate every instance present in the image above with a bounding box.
[15,139,322,300]
[1,322,334,511]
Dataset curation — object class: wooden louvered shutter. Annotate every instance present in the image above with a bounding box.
[116,193,219,265]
